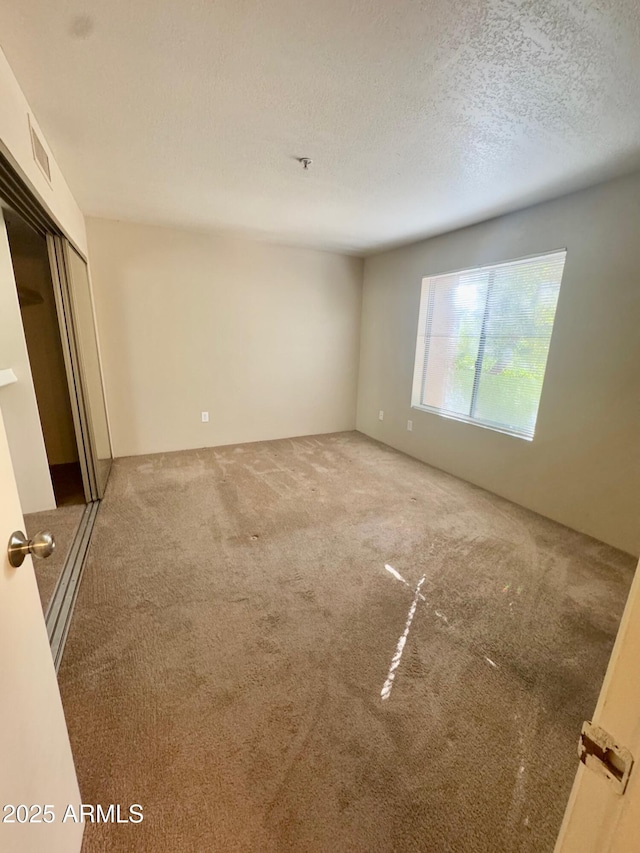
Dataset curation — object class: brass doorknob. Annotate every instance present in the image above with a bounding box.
[7,531,56,568]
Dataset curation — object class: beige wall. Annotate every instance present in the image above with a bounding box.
[0,45,87,512]
[0,45,86,253]
[86,218,363,457]
[357,172,640,556]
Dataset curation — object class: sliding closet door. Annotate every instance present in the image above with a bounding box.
[63,243,112,497]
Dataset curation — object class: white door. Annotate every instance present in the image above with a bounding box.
[0,404,83,852]
[555,556,640,851]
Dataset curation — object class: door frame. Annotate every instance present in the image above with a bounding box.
[46,234,96,500]
[554,554,640,851]
[61,238,113,498]
[47,234,111,500]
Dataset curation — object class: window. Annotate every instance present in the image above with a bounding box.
[411,250,566,440]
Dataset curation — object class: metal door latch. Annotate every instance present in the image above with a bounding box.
[579,721,634,794]
[7,530,55,568]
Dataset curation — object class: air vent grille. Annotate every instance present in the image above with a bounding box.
[28,115,51,183]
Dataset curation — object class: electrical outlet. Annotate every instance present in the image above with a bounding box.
[201,411,209,423]
[378,410,384,421]
[407,419,413,431]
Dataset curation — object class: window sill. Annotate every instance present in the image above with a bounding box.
[410,403,534,442]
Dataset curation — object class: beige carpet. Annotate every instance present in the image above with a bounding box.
[58,432,635,852]
[25,503,84,613]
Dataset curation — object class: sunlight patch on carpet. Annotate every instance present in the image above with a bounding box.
[381,575,426,701]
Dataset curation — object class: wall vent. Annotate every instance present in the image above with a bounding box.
[28,115,51,184]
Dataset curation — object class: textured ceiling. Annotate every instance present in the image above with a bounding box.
[1,0,640,254]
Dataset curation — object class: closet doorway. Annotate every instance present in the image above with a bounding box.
[5,211,85,507]
[0,165,111,666]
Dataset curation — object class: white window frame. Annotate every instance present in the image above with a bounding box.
[411,250,567,441]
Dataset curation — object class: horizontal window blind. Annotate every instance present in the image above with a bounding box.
[411,250,566,439]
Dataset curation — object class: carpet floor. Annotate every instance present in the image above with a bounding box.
[25,503,84,613]
[58,432,636,852]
